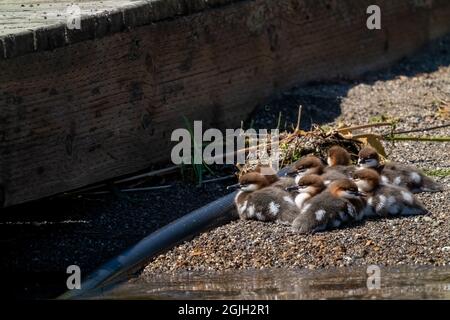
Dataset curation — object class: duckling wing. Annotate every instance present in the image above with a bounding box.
[325,165,356,178]
[244,188,298,223]
[417,174,444,193]
[370,184,428,217]
[382,165,443,193]
[321,169,348,185]
[271,177,296,190]
[291,192,354,234]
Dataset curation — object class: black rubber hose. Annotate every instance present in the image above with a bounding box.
[59,167,291,299]
[58,192,237,299]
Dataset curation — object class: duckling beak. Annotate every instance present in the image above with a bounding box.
[286,168,307,177]
[227,183,241,190]
[351,190,366,197]
[285,185,299,192]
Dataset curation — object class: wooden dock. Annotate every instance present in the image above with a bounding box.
[1,0,450,207]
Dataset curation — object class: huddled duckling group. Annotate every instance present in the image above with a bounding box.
[230,146,443,234]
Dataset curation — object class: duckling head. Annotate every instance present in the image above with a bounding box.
[287,174,325,196]
[327,145,351,167]
[358,146,380,168]
[286,156,324,182]
[234,172,271,192]
[329,179,364,199]
[254,164,279,184]
[352,168,380,192]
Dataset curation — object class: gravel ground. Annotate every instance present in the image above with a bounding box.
[145,186,449,273]
[144,35,450,275]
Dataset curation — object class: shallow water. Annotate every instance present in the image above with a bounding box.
[93,265,450,299]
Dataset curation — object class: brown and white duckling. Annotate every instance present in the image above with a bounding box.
[327,145,351,166]
[358,146,443,193]
[286,156,324,183]
[229,172,298,223]
[325,145,356,178]
[286,174,326,209]
[352,168,429,217]
[291,179,365,234]
[287,154,348,186]
[286,174,326,210]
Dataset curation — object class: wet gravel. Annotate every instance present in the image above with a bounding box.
[144,35,450,274]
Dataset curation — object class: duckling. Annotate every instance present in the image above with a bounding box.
[287,154,348,186]
[352,168,429,217]
[286,174,326,210]
[327,145,351,166]
[229,172,298,223]
[325,145,356,178]
[291,179,365,234]
[286,156,324,183]
[358,146,443,193]
[254,165,295,190]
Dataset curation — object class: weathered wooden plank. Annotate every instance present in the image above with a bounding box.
[0,1,139,37]
[0,0,245,59]
[1,0,450,207]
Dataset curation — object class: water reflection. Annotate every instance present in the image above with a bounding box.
[95,266,450,299]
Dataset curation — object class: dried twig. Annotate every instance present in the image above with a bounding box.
[115,166,178,184]
[64,166,179,195]
[295,105,303,132]
[276,112,282,130]
[202,175,235,184]
[352,133,384,139]
[384,135,450,142]
[83,185,172,195]
[337,122,394,132]
[385,123,450,136]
